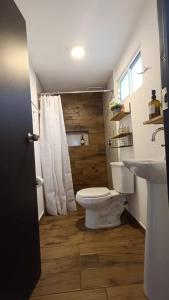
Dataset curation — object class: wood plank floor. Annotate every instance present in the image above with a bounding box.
[31,209,147,300]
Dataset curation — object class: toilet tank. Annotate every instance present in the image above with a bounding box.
[110,162,134,194]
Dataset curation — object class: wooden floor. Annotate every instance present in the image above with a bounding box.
[31,209,146,300]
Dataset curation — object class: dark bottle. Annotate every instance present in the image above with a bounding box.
[148,90,161,119]
[80,135,85,146]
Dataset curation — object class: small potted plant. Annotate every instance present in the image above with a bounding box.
[109,99,124,113]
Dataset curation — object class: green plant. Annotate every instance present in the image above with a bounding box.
[109,99,122,111]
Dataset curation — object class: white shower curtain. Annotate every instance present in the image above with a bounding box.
[40,95,77,215]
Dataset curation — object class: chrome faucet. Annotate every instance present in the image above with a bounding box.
[151,127,164,142]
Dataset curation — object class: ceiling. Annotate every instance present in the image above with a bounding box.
[14,0,145,91]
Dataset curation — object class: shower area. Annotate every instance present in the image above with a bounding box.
[33,86,109,217]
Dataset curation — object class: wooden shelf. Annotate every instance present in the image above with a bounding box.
[111,145,133,149]
[143,115,163,125]
[110,111,130,121]
[111,132,132,139]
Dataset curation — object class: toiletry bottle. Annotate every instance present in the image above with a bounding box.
[80,135,85,146]
[148,90,161,119]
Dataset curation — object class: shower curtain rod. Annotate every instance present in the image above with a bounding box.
[40,89,113,96]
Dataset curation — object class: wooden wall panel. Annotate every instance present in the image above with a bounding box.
[62,93,108,192]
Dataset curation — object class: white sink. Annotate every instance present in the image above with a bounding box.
[123,159,169,300]
[123,159,167,184]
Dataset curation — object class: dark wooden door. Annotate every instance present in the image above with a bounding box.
[157,0,169,194]
[0,1,41,299]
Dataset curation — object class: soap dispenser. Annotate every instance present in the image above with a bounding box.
[80,135,85,146]
[148,90,161,119]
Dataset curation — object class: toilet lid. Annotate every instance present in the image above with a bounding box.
[77,187,110,198]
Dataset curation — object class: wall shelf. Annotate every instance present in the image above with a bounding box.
[111,145,133,149]
[143,115,163,125]
[111,132,132,139]
[66,131,89,146]
[110,111,130,121]
[110,132,133,148]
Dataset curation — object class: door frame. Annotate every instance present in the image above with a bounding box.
[157,0,169,196]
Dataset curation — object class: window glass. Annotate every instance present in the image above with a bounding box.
[120,73,129,101]
[131,54,143,93]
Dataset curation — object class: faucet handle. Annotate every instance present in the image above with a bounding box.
[161,144,165,147]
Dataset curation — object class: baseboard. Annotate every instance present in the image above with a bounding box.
[39,212,45,223]
[123,209,146,234]
[139,220,146,231]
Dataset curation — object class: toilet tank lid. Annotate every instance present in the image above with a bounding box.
[110,162,124,166]
[77,187,110,198]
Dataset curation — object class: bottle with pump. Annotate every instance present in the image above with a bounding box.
[80,135,85,146]
[148,90,161,119]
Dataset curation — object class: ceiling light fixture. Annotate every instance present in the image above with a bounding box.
[71,46,85,60]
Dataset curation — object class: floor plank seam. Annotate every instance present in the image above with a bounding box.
[105,287,109,300]
[80,270,82,291]
[31,288,108,298]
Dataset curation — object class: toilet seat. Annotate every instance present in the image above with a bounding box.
[77,187,111,198]
[76,187,122,211]
[77,187,120,200]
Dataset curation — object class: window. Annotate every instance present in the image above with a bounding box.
[119,52,143,101]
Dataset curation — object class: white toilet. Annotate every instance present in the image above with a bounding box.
[76,162,134,229]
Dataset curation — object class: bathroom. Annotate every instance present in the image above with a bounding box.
[1,0,169,299]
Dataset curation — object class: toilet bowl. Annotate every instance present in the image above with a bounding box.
[76,162,134,229]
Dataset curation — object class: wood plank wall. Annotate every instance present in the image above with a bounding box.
[61,93,108,193]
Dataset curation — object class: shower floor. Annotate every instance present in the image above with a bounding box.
[30,208,146,300]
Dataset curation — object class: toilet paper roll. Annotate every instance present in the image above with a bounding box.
[36,176,44,188]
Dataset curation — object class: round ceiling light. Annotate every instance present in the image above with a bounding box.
[71,46,85,60]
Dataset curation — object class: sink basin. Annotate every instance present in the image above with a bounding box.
[123,159,167,184]
[123,158,169,300]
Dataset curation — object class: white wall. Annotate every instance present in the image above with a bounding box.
[103,0,165,228]
[103,73,119,187]
[29,66,45,220]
